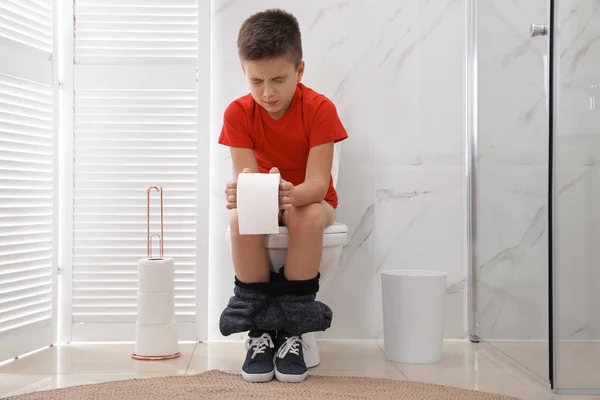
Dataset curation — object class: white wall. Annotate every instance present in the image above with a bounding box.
[208,0,466,340]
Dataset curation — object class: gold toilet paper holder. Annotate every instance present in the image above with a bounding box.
[132,185,182,361]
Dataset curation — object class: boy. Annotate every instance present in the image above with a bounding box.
[218,9,348,383]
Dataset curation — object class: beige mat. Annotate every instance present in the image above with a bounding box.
[5,370,520,400]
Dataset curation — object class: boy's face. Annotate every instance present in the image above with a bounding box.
[243,56,304,120]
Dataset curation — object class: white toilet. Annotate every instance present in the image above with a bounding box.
[225,142,348,368]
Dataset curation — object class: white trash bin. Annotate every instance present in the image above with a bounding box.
[381,270,446,364]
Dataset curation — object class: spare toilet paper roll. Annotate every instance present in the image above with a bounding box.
[137,292,175,324]
[236,172,280,235]
[137,258,174,293]
[134,321,178,356]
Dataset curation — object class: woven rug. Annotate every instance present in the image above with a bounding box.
[5,370,520,400]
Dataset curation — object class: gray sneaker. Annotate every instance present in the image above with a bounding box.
[274,334,308,383]
[241,333,275,382]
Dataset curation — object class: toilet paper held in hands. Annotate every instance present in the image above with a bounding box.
[236,172,280,235]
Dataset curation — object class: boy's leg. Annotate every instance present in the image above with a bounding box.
[229,210,276,382]
[229,209,270,283]
[273,201,334,382]
[282,201,335,281]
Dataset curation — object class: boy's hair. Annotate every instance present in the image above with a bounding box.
[237,9,303,68]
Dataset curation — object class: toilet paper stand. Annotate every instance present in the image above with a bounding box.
[131,186,181,361]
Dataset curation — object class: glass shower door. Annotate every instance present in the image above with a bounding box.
[552,0,600,393]
[472,0,551,383]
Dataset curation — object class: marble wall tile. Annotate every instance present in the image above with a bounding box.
[208,0,466,340]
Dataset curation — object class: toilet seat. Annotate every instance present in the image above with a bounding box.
[225,222,348,249]
[276,222,348,235]
[265,222,348,249]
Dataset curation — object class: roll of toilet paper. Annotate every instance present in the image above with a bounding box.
[137,258,174,293]
[134,321,179,356]
[137,292,175,324]
[236,172,280,235]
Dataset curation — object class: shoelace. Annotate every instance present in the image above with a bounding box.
[277,336,309,359]
[246,333,274,359]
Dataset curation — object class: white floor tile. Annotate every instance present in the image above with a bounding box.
[0,343,196,375]
[0,371,182,398]
[0,340,596,399]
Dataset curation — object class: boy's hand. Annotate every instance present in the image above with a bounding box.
[270,167,294,210]
[225,168,251,209]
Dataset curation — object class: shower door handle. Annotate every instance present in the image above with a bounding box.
[530,23,547,37]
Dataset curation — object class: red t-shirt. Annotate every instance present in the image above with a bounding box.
[218,82,348,209]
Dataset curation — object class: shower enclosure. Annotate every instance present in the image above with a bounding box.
[467,0,600,394]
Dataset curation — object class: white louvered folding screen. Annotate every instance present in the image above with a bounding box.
[0,0,56,361]
[70,0,198,341]
[0,0,52,53]
[73,0,198,64]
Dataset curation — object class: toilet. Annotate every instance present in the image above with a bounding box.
[224,142,348,368]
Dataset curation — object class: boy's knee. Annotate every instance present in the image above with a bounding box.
[229,210,265,242]
[286,203,326,232]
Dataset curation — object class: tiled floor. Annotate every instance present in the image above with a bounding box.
[490,340,600,391]
[0,340,598,399]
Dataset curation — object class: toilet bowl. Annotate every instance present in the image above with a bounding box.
[224,222,347,368]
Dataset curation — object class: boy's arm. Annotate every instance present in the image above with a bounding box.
[230,147,259,176]
[225,147,258,210]
[292,142,334,207]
